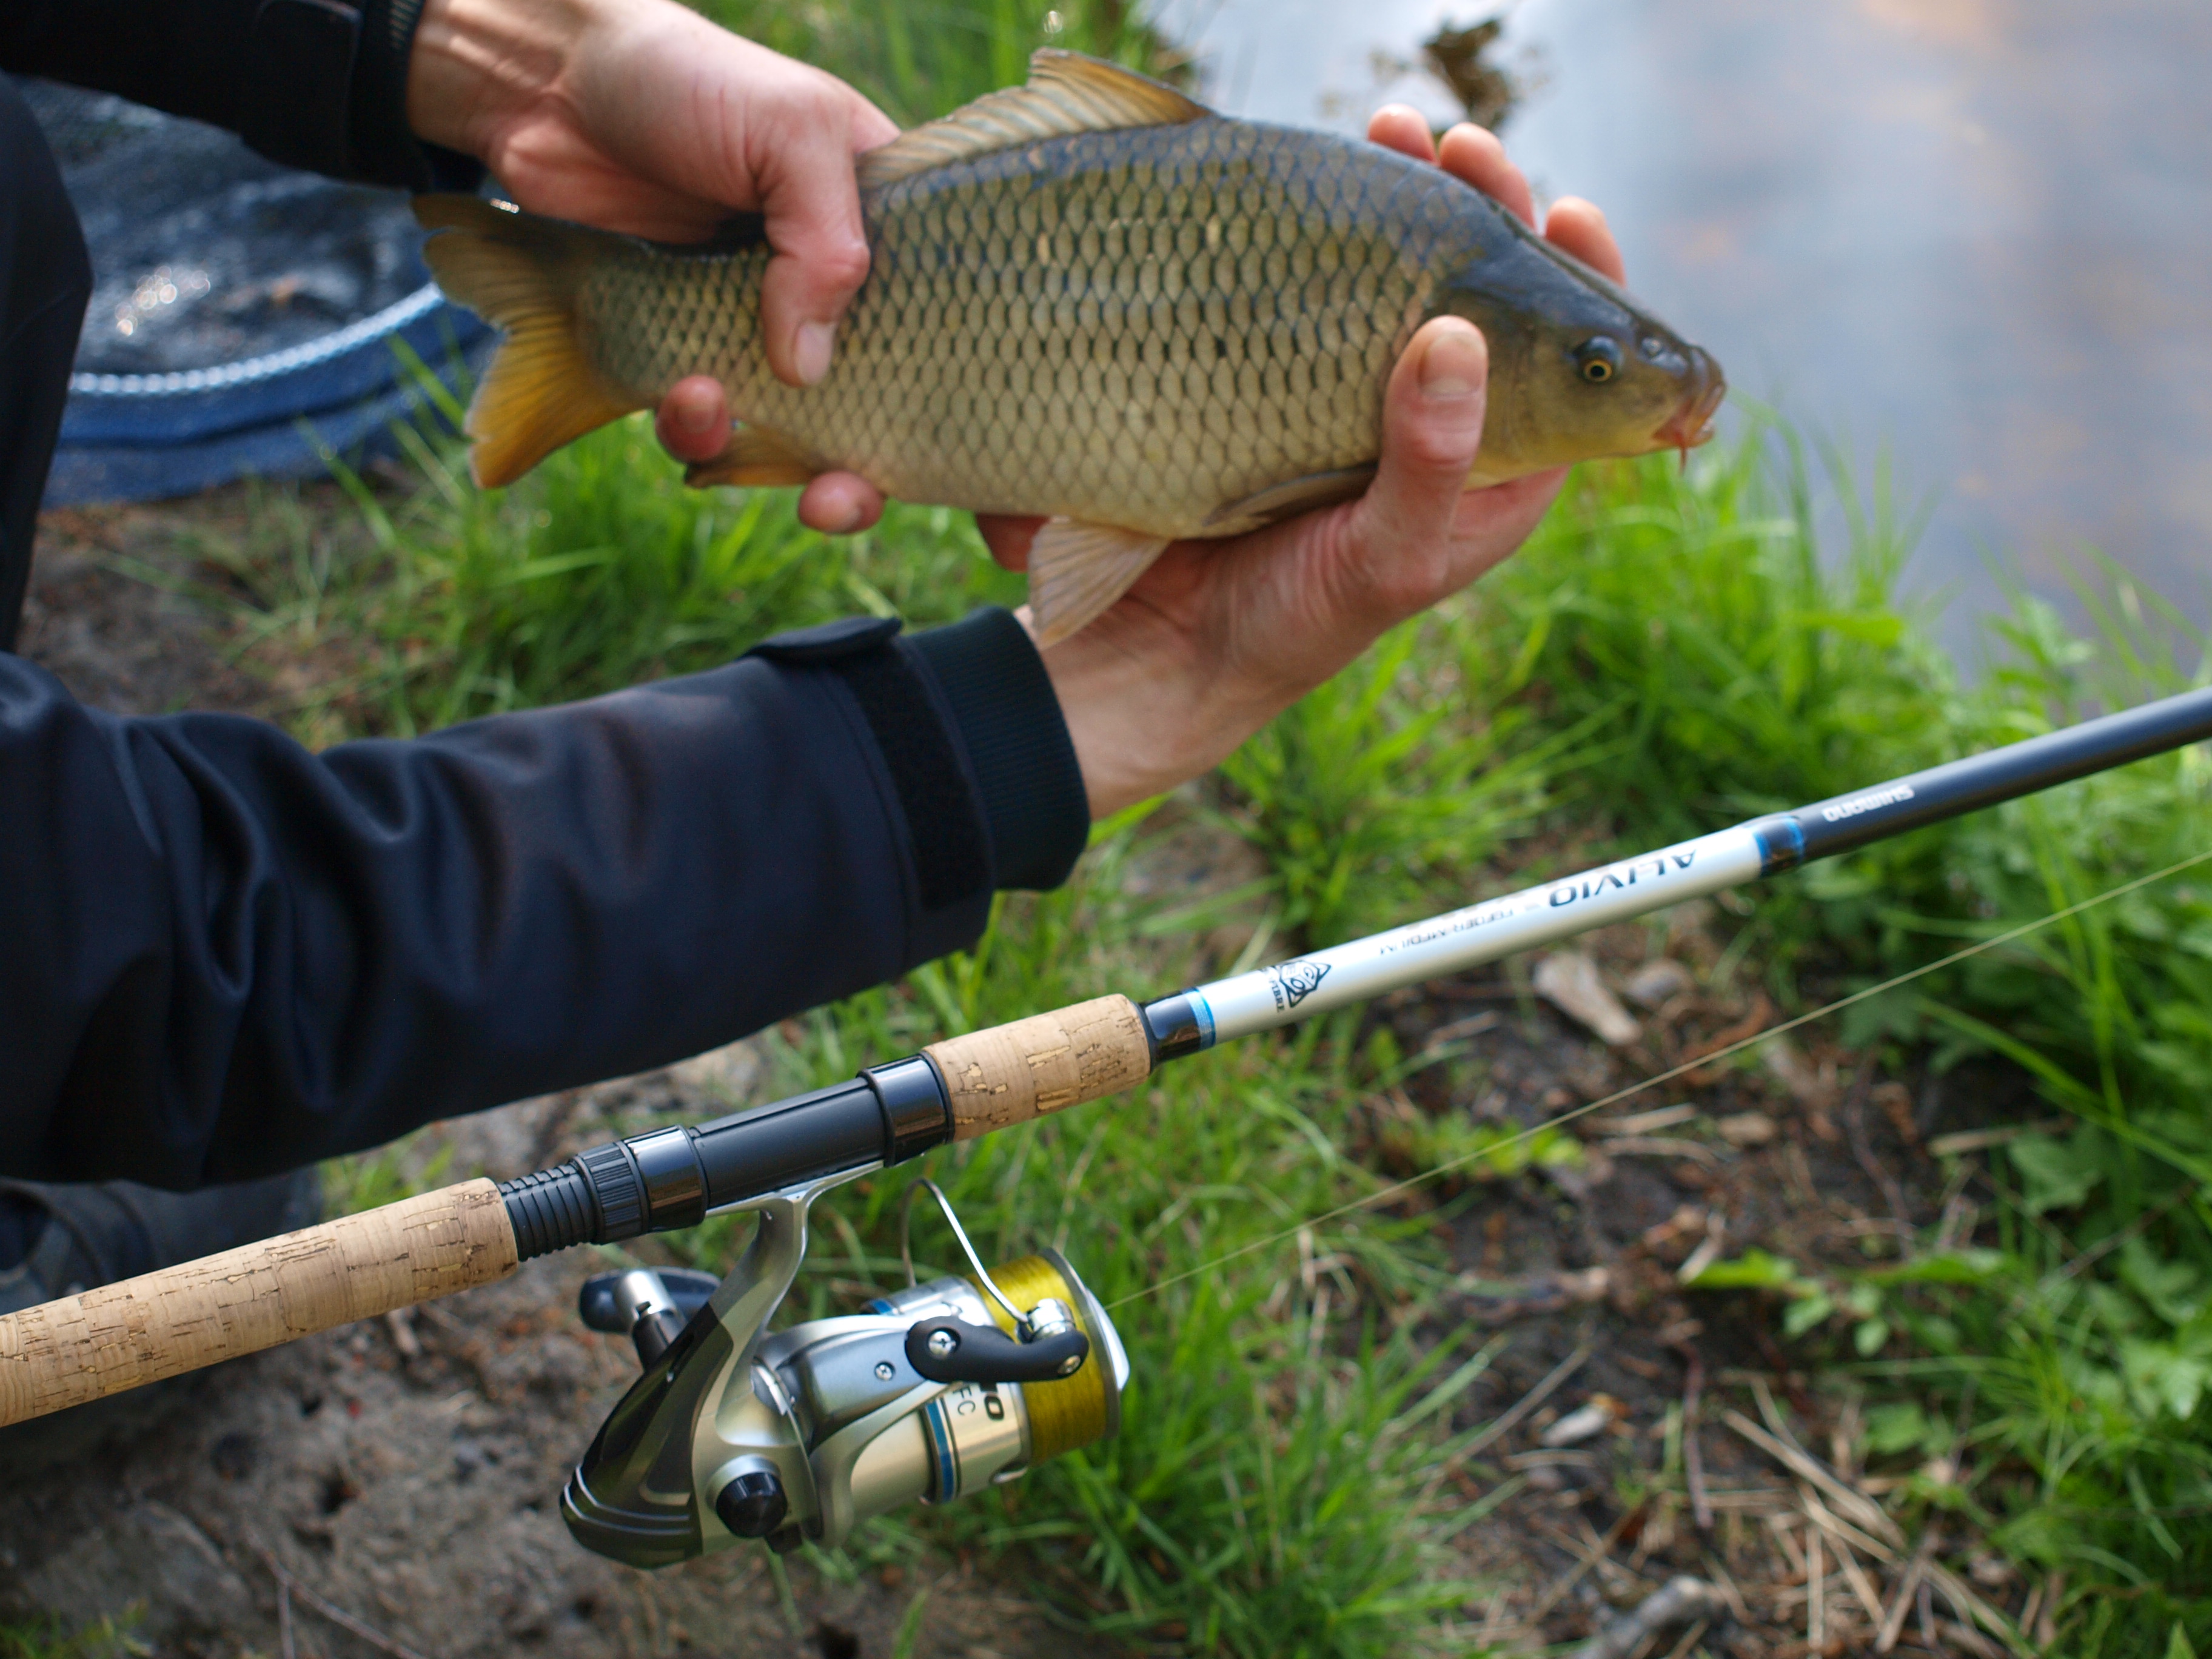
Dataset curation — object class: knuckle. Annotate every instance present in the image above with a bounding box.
[813,236,872,288]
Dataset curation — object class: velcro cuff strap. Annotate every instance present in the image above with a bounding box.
[750,617,991,913]
[349,0,486,191]
[908,609,1088,891]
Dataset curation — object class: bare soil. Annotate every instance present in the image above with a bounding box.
[1361,910,2031,1655]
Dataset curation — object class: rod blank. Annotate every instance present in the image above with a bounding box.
[1177,685,2212,1048]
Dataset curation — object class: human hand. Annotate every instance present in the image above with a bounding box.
[406,0,891,532]
[979,109,1627,817]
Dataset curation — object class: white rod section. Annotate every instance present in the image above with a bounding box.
[1189,823,1769,1044]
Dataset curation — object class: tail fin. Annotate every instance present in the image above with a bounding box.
[415,196,642,488]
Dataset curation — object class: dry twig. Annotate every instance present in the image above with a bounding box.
[1567,1577,1721,1659]
[1672,1339,1714,1532]
[251,1540,431,1659]
[1462,1343,1592,1459]
[1875,1534,1936,1654]
[1805,1529,1827,1648]
[1526,1506,1649,1627]
[1927,1562,2022,1658]
[1798,1489,1886,1625]
[1722,1409,1899,1546]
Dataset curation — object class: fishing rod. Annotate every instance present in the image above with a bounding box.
[2,685,2208,1566]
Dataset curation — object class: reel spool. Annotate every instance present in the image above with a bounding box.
[561,1174,1128,1567]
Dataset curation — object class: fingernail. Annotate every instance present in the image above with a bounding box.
[1420,325,1485,400]
[795,321,837,386]
[677,398,718,438]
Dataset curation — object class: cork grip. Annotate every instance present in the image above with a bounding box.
[925,994,1154,1139]
[0,1178,517,1428]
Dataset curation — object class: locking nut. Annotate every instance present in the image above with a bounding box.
[710,1459,789,1540]
[1024,1298,1078,1342]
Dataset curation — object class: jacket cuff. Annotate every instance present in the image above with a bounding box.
[347,0,486,191]
[748,609,1088,907]
[907,609,1089,892]
[235,0,482,189]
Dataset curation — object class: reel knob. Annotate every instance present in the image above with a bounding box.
[712,1465,789,1540]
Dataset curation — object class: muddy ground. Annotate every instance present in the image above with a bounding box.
[4,498,2031,1657]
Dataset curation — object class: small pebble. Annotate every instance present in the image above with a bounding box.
[1716,1110,1777,1147]
[1541,1400,1615,1447]
[209,1431,257,1481]
[1623,958,1694,1010]
[1534,951,1643,1047]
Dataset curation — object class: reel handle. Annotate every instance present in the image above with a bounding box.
[905,1315,1090,1384]
[923,994,1154,1139]
[0,1179,517,1428]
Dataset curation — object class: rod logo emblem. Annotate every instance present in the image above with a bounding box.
[1270,960,1331,1009]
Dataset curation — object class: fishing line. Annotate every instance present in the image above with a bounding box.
[1106,842,2212,1313]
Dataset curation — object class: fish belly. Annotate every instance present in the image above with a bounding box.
[581,121,1484,533]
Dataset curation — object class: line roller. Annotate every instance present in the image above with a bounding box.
[2,684,2207,1566]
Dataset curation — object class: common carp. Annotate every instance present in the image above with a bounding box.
[417,50,1724,643]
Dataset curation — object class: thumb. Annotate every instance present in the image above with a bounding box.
[1356,317,1489,566]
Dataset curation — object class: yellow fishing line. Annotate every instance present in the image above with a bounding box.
[1108,843,2212,1313]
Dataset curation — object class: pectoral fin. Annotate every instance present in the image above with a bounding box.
[1201,465,1378,534]
[683,425,825,490]
[1026,518,1171,645]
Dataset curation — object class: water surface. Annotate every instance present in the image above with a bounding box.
[1165,0,2212,656]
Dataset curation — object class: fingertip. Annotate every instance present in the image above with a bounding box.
[1544,196,1626,283]
[655,375,731,462]
[1416,315,1487,398]
[976,513,1044,572]
[1366,104,1438,163]
[799,473,882,534]
[1438,122,1535,224]
[1378,316,1487,483]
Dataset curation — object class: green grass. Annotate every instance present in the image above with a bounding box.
[0,1617,136,1659]
[169,2,2212,1651]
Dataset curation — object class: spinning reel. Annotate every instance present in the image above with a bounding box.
[563,1171,1128,1566]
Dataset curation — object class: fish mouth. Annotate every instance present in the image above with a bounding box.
[1655,350,1726,455]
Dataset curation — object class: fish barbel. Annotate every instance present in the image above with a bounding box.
[417,50,1724,642]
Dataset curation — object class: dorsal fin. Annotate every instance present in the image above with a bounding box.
[857,49,1210,190]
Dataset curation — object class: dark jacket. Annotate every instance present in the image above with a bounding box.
[0,10,1092,1187]
[0,608,1088,1188]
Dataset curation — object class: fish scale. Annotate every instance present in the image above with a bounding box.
[577,119,1447,537]
[417,49,1720,642]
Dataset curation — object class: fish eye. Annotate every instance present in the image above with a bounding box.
[1574,338,1623,384]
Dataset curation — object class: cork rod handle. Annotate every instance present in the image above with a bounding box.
[925,993,1155,1139]
[0,1178,517,1429]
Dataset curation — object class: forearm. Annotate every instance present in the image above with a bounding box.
[0,610,1084,1188]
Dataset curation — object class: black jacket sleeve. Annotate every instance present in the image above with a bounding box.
[1,0,471,189]
[0,608,1088,1189]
